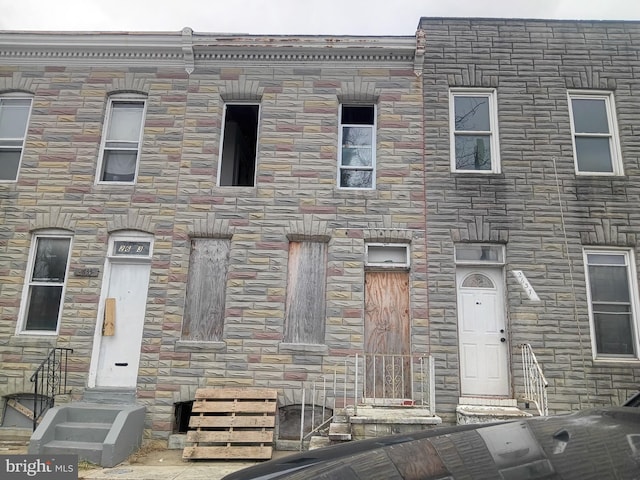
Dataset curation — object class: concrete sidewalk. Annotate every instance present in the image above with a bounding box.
[78,449,293,480]
[79,461,259,480]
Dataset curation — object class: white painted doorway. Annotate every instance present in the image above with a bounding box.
[457,267,509,396]
[89,233,153,388]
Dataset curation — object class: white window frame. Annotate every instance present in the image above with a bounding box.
[583,248,640,361]
[568,90,622,176]
[16,230,73,335]
[217,102,260,187]
[338,104,376,190]
[449,88,500,174]
[365,243,410,269]
[0,93,33,182]
[96,95,147,185]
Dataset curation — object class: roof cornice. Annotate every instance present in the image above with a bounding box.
[0,28,419,73]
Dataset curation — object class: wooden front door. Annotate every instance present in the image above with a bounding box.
[364,271,411,400]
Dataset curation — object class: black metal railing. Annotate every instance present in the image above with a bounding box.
[29,347,73,430]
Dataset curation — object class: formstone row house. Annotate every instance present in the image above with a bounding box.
[0,17,639,450]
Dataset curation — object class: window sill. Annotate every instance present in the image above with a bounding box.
[175,340,226,353]
[592,357,640,365]
[278,343,328,355]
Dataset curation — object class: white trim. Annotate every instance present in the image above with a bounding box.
[96,95,147,185]
[216,102,260,188]
[337,103,376,190]
[449,88,501,174]
[583,247,640,361]
[0,94,33,183]
[16,230,73,335]
[567,90,623,176]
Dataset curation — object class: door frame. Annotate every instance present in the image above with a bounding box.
[88,231,154,389]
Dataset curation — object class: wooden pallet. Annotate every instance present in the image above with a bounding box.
[182,387,278,460]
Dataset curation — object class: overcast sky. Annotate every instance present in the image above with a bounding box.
[1,0,639,35]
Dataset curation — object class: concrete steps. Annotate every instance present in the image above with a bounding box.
[28,402,145,467]
[456,397,532,424]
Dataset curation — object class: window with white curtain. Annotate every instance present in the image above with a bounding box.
[97,96,146,183]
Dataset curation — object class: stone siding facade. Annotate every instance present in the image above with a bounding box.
[420,18,640,421]
[0,32,426,437]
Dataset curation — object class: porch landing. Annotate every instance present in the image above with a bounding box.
[349,405,442,440]
[456,397,531,424]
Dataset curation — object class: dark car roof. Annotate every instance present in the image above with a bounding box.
[222,406,640,480]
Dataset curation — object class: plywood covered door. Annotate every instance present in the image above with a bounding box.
[364,271,411,400]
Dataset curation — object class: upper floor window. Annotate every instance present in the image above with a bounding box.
[338,104,375,189]
[18,231,72,334]
[97,96,146,183]
[450,89,500,173]
[568,91,622,175]
[0,95,32,181]
[584,249,640,360]
[218,104,259,187]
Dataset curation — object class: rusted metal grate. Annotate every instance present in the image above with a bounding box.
[182,387,278,460]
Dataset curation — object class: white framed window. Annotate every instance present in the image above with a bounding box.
[17,231,73,334]
[583,248,640,360]
[218,103,259,187]
[450,89,500,173]
[0,94,33,181]
[338,104,376,189]
[365,244,410,268]
[568,91,622,175]
[97,96,146,183]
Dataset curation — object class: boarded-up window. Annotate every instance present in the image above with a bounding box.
[284,242,327,344]
[181,239,230,341]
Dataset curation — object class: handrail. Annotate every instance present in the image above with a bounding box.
[29,347,73,430]
[520,343,548,416]
[299,353,435,450]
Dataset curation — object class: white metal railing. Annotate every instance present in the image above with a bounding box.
[299,354,435,449]
[520,343,548,416]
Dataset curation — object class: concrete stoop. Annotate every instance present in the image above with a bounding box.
[28,402,145,467]
[456,398,532,425]
[349,406,442,441]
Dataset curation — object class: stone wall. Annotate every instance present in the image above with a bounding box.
[0,48,426,437]
[420,18,640,420]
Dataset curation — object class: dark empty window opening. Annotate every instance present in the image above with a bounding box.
[342,105,374,125]
[173,400,194,433]
[219,104,259,186]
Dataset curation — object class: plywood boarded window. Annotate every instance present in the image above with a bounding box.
[284,242,327,344]
[181,239,230,341]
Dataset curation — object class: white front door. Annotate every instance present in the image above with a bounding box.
[94,260,150,387]
[457,267,509,396]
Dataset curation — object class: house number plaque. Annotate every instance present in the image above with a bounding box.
[511,270,540,301]
[113,241,151,256]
